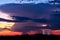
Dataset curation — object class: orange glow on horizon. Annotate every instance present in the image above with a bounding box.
[27,30,38,35]
[0,30,60,36]
[0,30,23,36]
[52,30,60,35]
[27,30,60,35]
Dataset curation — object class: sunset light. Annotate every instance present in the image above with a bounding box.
[0,21,15,29]
[0,11,14,20]
[0,30,23,36]
[0,2,60,36]
[0,11,15,29]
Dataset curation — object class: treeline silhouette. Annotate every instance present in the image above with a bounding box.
[0,34,60,40]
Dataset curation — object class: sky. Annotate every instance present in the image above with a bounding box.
[0,0,60,36]
[0,0,49,5]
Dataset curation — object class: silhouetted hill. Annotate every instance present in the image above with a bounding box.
[0,34,60,40]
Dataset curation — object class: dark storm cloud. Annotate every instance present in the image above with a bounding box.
[0,3,60,33]
[0,3,55,19]
[12,16,48,23]
[0,16,31,22]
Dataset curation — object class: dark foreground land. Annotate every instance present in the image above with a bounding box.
[0,34,60,40]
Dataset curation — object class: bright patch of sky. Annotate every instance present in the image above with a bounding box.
[0,0,50,5]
